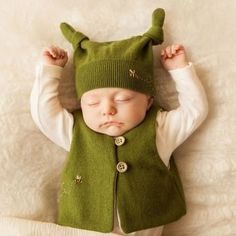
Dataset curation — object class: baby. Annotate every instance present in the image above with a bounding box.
[30,8,208,236]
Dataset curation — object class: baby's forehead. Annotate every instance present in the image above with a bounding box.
[82,87,137,98]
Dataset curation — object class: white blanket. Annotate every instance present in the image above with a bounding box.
[0,0,236,235]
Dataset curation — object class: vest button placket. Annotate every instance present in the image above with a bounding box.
[115,136,127,173]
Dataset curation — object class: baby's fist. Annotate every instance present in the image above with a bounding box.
[161,44,188,71]
[42,46,68,67]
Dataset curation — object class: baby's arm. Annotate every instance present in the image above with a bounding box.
[156,45,208,166]
[30,46,73,151]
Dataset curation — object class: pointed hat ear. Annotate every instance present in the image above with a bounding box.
[60,22,88,49]
[143,8,165,45]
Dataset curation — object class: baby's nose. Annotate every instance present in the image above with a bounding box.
[102,104,117,116]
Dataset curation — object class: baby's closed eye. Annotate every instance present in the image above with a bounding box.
[87,101,100,106]
[81,98,100,106]
[114,95,133,103]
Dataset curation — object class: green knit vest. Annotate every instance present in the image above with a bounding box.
[57,106,186,233]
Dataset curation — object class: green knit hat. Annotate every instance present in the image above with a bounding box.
[60,8,165,97]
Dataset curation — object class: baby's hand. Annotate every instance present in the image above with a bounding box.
[42,46,68,67]
[161,44,188,71]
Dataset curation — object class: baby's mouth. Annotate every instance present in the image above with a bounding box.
[102,121,123,127]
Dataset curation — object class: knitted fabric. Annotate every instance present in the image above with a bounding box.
[60,8,165,97]
[57,105,186,233]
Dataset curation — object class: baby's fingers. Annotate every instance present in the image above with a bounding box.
[161,49,172,60]
[171,45,178,55]
[172,44,185,55]
[53,46,68,59]
[48,45,66,58]
[59,50,67,59]
[42,46,56,59]
[165,46,173,58]
[166,45,181,57]
[161,49,167,59]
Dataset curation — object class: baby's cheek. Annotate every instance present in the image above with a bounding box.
[84,118,99,132]
[127,111,145,126]
[82,110,93,125]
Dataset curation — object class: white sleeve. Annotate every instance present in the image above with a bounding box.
[156,63,209,166]
[30,63,74,152]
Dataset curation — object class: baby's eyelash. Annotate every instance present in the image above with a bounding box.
[115,97,132,102]
[87,101,99,106]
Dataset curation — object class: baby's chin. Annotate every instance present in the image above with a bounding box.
[93,126,129,137]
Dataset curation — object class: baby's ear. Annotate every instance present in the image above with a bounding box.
[143,8,165,45]
[60,22,88,49]
[147,96,154,111]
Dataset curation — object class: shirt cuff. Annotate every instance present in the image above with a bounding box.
[167,62,196,81]
[38,63,64,80]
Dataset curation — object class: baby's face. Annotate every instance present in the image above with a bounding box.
[80,88,153,136]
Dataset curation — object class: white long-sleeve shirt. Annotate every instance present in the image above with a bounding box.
[30,62,208,235]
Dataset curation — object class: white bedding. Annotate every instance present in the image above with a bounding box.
[0,0,236,235]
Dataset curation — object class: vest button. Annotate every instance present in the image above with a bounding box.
[116,162,128,173]
[114,136,125,146]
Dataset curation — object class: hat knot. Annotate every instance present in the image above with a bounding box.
[60,22,88,49]
[143,8,165,45]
